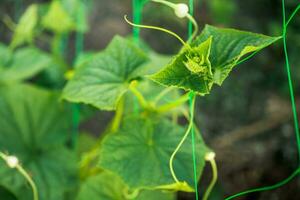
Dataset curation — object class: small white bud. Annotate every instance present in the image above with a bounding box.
[205,152,216,161]
[6,156,19,168]
[174,3,189,18]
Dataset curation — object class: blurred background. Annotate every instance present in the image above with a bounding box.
[0,0,299,199]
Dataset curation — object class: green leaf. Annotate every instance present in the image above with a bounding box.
[42,0,75,33]
[150,37,213,95]
[0,84,77,200]
[61,0,90,32]
[98,117,207,192]
[0,186,17,200]
[62,36,148,110]
[0,46,52,84]
[150,25,280,95]
[76,171,176,200]
[0,44,12,67]
[11,4,38,48]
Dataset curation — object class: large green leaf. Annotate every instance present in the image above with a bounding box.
[98,117,207,192]
[62,36,148,110]
[0,46,52,84]
[42,0,75,33]
[150,25,280,95]
[76,171,176,200]
[11,4,38,48]
[0,84,77,200]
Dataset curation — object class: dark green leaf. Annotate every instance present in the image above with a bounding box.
[99,117,207,192]
[0,46,52,84]
[0,84,77,200]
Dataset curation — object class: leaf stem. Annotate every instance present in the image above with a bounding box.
[169,92,195,183]
[0,152,39,200]
[153,87,174,105]
[123,188,140,199]
[151,0,199,40]
[129,80,148,108]
[186,14,199,41]
[111,97,124,132]
[124,15,188,47]
[202,153,218,200]
[156,92,189,113]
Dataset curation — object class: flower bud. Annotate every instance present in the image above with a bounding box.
[205,152,216,161]
[6,156,19,168]
[174,3,189,18]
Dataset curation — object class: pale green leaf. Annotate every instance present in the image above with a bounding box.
[98,117,207,192]
[0,46,52,84]
[62,36,148,110]
[11,4,38,48]
[42,0,75,33]
[0,84,77,200]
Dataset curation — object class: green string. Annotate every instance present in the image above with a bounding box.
[282,1,300,163]
[71,0,86,148]
[133,0,143,43]
[225,1,300,199]
[132,0,144,114]
[188,0,199,200]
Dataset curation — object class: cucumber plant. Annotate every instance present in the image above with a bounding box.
[62,0,279,199]
[0,0,292,200]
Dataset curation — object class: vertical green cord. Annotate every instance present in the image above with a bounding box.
[133,0,142,43]
[225,1,300,199]
[188,0,199,200]
[282,0,300,162]
[132,0,143,113]
[71,0,86,148]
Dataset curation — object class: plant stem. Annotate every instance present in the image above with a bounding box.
[169,92,195,183]
[0,152,39,200]
[153,87,174,105]
[111,97,124,132]
[129,81,148,108]
[202,156,218,200]
[123,188,140,199]
[156,93,189,113]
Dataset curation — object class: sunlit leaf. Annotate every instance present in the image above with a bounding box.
[11,4,38,48]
